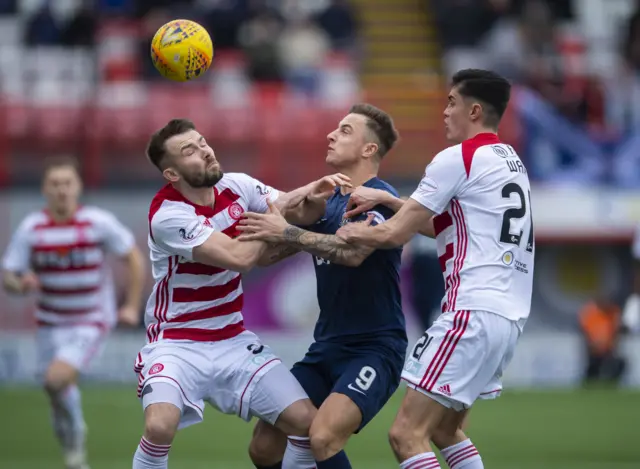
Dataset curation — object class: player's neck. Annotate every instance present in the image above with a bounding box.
[336,165,378,195]
[177,184,216,208]
[47,204,78,223]
[463,127,498,142]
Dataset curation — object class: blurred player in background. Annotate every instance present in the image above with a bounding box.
[338,69,533,469]
[1,157,145,469]
[579,298,626,385]
[134,118,352,469]
[238,104,407,469]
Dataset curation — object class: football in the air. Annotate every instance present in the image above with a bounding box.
[151,19,214,82]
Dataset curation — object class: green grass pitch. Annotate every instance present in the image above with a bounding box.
[0,386,638,468]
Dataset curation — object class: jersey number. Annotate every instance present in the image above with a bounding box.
[355,366,377,391]
[500,183,534,253]
[412,332,433,361]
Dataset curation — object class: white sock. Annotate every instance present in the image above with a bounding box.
[400,452,441,469]
[282,436,315,469]
[50,385,86,451]
[441,439,482,469]
[133,437,170,469]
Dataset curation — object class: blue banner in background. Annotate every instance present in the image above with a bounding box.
[514,87,640,188]
[516,88,606,185]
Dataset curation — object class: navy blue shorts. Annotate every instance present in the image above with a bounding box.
[290,341,404,431]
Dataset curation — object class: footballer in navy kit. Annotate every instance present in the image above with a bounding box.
[238,104,407,469]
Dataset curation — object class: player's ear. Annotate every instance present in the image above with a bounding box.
[162,167,180,183]
[469,102,483,123]
[362,142,378,159]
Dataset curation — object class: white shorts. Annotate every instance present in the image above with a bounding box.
[402,310,524,411]
[36,325,109,377]
[135,330,309,429]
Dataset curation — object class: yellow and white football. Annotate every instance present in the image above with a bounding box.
[151,19,214,82]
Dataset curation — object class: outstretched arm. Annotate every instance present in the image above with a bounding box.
[344,187,435,238]
[193,231,267,273]
[275,174,352,226]
[278,225,374,267]
[257,244,301,267]
[151,203,268,274]
[337,198,434,249]
[275,189,326,227]
[238,200,375,267]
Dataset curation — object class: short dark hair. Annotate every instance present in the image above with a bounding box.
[349,103,399,158]
[451,69,511,128]
[146,118,196,170]
[43,156,81,179]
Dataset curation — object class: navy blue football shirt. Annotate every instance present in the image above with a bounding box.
[306,177,407,351]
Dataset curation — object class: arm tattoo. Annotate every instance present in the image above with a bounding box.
[258,244,300,266]
[282,226,373,265]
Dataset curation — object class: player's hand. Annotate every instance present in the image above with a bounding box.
[238,200,290,242]
[20,272,40,293]
[118,304,140,327]
[336,214,375,243]
[343,186,388,219]
[308,173,352,201]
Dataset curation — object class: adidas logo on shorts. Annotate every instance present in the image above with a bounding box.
[437,384,452,396]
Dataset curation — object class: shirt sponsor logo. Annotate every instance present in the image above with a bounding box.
[179,219,204,241]
[502,251,514,265]
[492,145,509,158]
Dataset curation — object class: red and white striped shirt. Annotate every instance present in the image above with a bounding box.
[144,173,278,344]
[2,207,136,327]
[410,133,534,322]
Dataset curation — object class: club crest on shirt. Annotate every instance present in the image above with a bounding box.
[228,202,245,220]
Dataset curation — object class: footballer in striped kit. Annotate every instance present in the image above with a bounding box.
[2,157,145,469]
[133,118,353,469]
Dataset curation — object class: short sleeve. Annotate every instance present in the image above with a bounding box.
[230,173,279,213]
[151,204,215,260]
[97,211,136,256]
[633,225,640,259]
[410,150,466,215]
[2,217,33,272]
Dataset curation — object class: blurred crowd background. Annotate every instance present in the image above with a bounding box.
[4,0,640,187]
[0,0,639,390]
